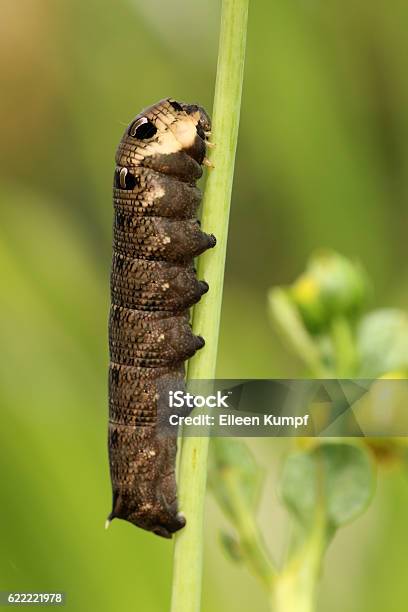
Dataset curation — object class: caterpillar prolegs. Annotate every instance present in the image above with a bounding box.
[107,99,215,538]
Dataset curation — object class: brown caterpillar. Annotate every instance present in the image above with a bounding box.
[107,98,215,538]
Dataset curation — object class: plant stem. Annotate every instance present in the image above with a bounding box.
[271,512,326,612]
[170,2,249,611]
[330,315,357,377]
[223,471,276,589]
[271,550,319,612]
[268,288,331,378]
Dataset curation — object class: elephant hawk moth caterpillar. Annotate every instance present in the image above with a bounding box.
[107,98,215,538]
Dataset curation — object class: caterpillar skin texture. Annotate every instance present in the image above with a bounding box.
[108,98,215,538]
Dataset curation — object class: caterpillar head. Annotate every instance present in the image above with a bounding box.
[116,98,211,169]
[177,100,211,140]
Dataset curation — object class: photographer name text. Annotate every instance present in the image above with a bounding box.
[169,413,310,429]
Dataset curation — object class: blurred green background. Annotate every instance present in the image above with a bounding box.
[1,0,408,610]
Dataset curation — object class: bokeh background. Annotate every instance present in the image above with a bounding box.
[1,0,408,610]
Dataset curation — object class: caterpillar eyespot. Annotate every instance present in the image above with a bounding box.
[108,98,215,538]
[129,116,158,139]
[114,167,138,190]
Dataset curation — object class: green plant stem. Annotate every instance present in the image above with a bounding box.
[268,288,331,377]
[330,315,357,377]
[170,2,249,611]
[271,512,326,612]
[271,544,321,612]
[223,472,276,589]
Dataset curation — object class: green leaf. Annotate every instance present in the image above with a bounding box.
[357,309,408,377]
[208,439,264,522]
[280,443,375,534]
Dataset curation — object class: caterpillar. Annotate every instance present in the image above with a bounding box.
[107,98,215,538]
